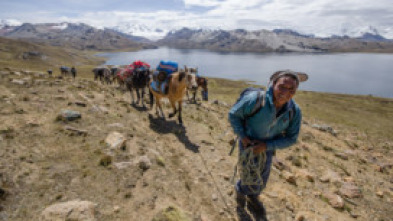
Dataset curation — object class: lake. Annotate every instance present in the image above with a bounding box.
[98,47,393,98]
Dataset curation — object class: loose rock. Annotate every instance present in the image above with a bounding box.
[41,200,97,221]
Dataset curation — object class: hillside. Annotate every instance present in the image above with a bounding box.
[0,67,392,221]
[0,23,154,51]
[158,28,393,53]
[0,37,106,70]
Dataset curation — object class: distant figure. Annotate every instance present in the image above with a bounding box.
[60,66,70,76]
[47,69,53,76]
[71,66,77,79]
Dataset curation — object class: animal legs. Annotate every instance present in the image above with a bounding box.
[129,88,135,104]
[136,89,141,105]
[140,88,146,107]
[168,100,177,118]
[155,98,164,118]
[178,100,183,125]
[192,91,197,103]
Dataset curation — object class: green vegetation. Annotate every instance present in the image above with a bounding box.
[296,91,393,143]
[208,78,393,145]
[152,206,190,221]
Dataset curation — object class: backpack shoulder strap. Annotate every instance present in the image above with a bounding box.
[287,100,297,122]
[246,90,266,119]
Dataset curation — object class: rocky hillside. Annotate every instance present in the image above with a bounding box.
[0,69,391,221]
[158,28,393,53]
[0,23,154,51]
[0,37,105,70]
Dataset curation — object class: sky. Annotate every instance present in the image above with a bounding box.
[1,0,393,38]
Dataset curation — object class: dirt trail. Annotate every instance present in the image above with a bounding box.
[0,70,391,221]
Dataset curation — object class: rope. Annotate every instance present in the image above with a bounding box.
[197,150,234,216]
[231,146,267,195]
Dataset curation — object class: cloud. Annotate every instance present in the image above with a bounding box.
[1,0,393,38]
[183,0,222,7]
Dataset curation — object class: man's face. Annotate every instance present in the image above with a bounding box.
[273,76,297,108]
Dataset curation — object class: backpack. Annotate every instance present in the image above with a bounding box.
[156,61,178,75]
[229,87,296,155]
[234,87,266,123]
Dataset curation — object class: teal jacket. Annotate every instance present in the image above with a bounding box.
[228,87,302,151]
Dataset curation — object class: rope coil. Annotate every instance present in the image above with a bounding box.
[232,146,267,195]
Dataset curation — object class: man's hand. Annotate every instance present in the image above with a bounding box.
[241,137,252,147]
[241,137,267,154]
[252,143,267,154]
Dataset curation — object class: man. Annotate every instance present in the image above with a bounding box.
[228,70,308,219]
[71,66,77,79]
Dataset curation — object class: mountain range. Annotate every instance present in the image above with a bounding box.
[0,21,154,51]
[1,20,392,53]
[157,28,393,53]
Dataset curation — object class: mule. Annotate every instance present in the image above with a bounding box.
[60,66,70,76]
[110,67,119,83]
[126,68,151,107]
[187,76,208,102]
[93,67,112,84]
[115,68,132,89]
[149,70,198,125]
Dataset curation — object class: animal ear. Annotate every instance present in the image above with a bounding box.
[179,72,186,81]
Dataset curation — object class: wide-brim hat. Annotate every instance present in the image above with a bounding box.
[270,70,309,85]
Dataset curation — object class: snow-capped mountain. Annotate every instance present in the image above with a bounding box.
[0,19,22,28]
[0,22,153,50]
[110,23,169,41]
[341,25,382,38]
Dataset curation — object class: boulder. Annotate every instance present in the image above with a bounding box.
[105,132,126,150]
[40,200,97,221]
[321,192,344,209]
[114,161,133,170]
[339,182,362,198]
[282,171,297,185]
[319,170,342,184]
[57,110,81,122]
[64,126,88,136]
[334,152,349,160]
[311,124,337,136]
[11,79,27,85]
[138,155,152,171]
[296,169,315,182]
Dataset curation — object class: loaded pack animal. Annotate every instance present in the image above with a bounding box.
[114,68,131,89]
[92,67,112,85]
[149,68,198,125]
[186,68,208,102]
[187,76,208,102]
[60,66,70,76]
[125,67,151,107]
[110,67,120,83]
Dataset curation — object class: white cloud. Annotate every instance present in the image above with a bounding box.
[1,0,393,38]
[183,0,222,7]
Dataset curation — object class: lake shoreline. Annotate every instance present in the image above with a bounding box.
[97,47,393,98]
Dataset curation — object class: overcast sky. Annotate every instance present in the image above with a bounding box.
[1,0,393,38]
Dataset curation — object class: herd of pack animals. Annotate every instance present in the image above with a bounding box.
[58,64,209,125]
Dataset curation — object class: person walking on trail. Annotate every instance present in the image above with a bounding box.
[228,70,308,220]
[71,66,77,79]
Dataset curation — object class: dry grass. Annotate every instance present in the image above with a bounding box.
[208,77,393,146]
[0,37,105,73]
